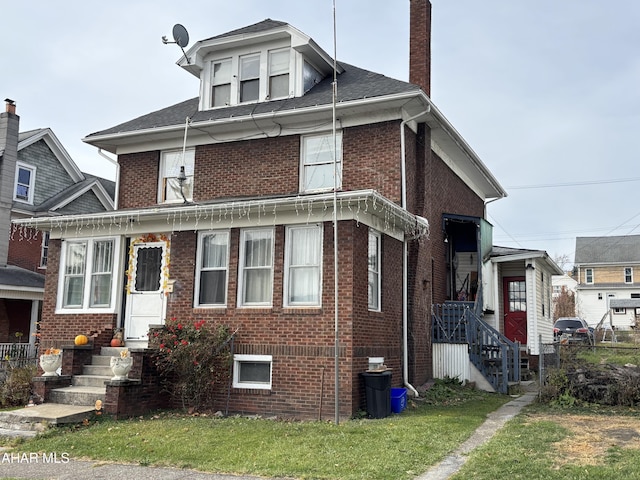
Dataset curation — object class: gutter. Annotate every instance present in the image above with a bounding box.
[400,107,431,398]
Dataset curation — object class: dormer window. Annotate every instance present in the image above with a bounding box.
[211,59,231,107]
[181,20,339,112]
[268,49,290,99]
[240,54,260,103]
[205,47,295,108]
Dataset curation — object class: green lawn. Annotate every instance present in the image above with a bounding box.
[451,405,640,480]
[3,382,509,480]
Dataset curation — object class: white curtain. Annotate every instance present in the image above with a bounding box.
[243,230,273,304]
[289,226,321,304]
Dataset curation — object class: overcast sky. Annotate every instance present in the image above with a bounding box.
[3,1,639,266]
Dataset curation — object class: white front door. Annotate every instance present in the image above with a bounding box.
[124,240,168,345]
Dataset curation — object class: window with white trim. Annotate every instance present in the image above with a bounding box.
[238,228,274,306]
[301,131,342,192]
[233,354,272,390]
[239,54,260,103]
[368,230,381,311]
[585,268,594,284]
[211,58,232,107]
[625,267,633,284]
[59,237,118,310]
[285,224,322,306]
[195,231,229,306]
[14,162,36,204]
[39,231,50,268]
[268,48,290,99]
[159,149,195,203]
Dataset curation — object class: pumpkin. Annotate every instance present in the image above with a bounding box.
[111,338,123,347]
[74,334,89,346]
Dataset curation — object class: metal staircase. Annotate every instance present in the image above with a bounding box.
[432,302,520,394]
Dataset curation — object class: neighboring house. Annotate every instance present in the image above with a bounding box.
[552,272,578,317]
[574,235,640,330]
[484,247,562,366]
[16,1,518,418]
[0,100,115,354]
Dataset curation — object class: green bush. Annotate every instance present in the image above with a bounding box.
[0,364,37,407]
[153,319,233,412]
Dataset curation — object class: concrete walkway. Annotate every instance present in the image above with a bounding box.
[0,389,538,480]
[415,389,538,480]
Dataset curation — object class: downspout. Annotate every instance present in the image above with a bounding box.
[400,107,430,398]
[98,149,119,210]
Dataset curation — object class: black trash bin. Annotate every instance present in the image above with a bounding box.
[361,371,392,418]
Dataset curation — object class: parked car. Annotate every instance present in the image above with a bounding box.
[553,317,594,344]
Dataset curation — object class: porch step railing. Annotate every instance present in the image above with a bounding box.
[0,343,38,370]
[432,303,520,394]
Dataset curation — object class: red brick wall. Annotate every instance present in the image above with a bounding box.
[117,123,403,208]
[8,225,44,272]
[118,151,160,209]
[157,221,406,418]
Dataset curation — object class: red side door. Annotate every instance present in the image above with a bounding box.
[503,276,527,344]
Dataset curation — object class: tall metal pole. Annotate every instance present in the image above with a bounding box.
[332,0,340,426]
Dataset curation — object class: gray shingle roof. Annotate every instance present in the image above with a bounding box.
[85,63,419,138]
[574,235,640,264]
[202,18,288,42]
[0,265,44,289]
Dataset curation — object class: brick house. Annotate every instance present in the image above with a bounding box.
[0,101,114,355]
[16,1,510,418]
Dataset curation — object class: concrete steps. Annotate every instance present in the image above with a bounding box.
[0,347,127,437]
[0,404,96,438]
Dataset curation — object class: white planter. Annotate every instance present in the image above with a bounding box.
[39,354,62,377]
[110,356,133,380]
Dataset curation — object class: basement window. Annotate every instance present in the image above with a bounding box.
[233,354,272,390]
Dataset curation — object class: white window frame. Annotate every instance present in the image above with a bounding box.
[233,354,272,390]
[238,228,275,307]
[239,53,260,103]
[268,48,290,100]
[39,231,50,269]
[158,148,195,204]
[284,224,323,307]
[210,58,232,108]
[585,268,594,284]
[57,237,121,313]
[194,230,230,307]
[300,131,343,193]
[14,162,36,204]
[368,230,381,311]
[625,267,633,284]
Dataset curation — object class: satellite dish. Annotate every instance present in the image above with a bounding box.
[172,24,189,48]
[162,24,191,65]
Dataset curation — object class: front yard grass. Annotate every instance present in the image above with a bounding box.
[4,381,509,480]
[451,403,640,480]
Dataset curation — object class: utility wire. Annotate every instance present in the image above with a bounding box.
[505,177,640,190]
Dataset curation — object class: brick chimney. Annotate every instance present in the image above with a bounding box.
[409,0,432,97]
[0,98,20,267]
